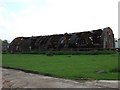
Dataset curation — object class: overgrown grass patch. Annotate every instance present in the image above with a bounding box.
[2,53,119,80]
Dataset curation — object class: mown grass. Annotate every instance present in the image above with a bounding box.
[2,53,119,80]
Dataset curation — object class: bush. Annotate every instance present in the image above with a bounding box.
[110,68,120,73]
[8,50,117,55]
[46,52,54,56]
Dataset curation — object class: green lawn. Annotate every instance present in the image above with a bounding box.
[2,54,119,80]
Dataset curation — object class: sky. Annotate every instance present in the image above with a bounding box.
[0,0,119,42]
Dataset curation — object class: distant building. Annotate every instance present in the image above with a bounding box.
[2,40,9,53]
[115,41,118,48]
[115,38,120,48]
[118,38,120,48]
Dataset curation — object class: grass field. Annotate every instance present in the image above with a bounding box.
[2,54,119,80]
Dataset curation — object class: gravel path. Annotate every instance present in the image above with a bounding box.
[1,68,119,88]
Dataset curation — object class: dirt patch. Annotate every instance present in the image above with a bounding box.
[1,68,119,88]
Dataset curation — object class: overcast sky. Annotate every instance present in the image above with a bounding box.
[0,0,119,42]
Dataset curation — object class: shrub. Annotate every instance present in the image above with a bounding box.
[110,68,120,73]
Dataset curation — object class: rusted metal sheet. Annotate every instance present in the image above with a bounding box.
[9,27,115,52]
